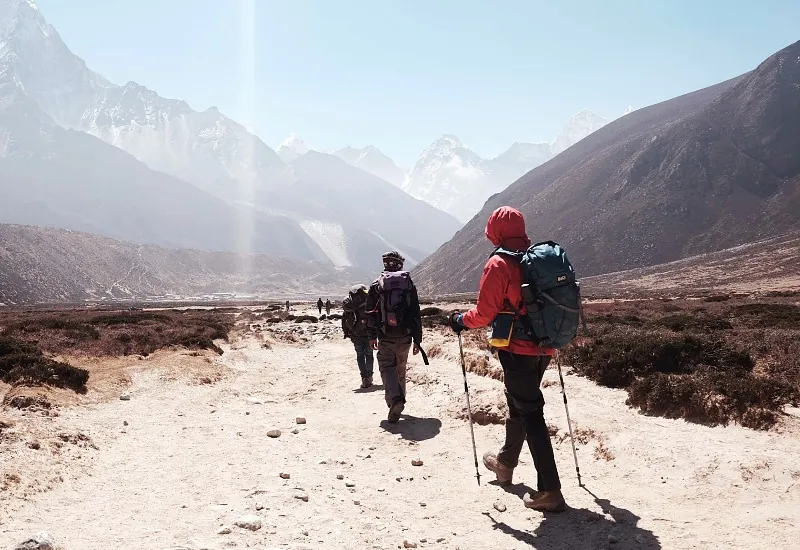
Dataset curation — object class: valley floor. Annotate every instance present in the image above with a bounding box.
[1,310,799,549]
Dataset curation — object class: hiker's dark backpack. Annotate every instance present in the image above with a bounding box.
[342,288,368,336]
[378,271,413,330]
[496,241,583,349]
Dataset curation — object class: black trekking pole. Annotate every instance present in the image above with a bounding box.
[556,350,583,487]
[457,332,481,486]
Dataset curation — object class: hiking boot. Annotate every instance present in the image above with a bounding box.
[482,452,513,486]
[523,490,567,513]
[361,376,373,389]
[387,399,405,423]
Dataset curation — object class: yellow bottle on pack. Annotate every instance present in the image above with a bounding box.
[488,311,516,348]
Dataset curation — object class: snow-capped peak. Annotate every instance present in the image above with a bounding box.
[550,109,608,155]
[622,105,635,116]
[277,133,310,163]
[332,145,407,187]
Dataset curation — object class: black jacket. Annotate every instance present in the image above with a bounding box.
[342,295,368,339]
[365,271,423,343]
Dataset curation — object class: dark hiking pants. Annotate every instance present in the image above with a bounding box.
[496,350,561,492]
[352,337,374,378]
[376,335,412,407]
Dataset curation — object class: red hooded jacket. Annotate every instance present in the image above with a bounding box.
[461,206,556,356]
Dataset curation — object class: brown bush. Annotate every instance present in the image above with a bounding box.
[729,303,800,329]
[0,310,234,357]
[566,295,800,429]
[564,328,753,388]
[0,338,88,393]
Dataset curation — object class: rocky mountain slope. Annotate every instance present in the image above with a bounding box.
[582,231,800,297]
[415,41,800,294]
[0,224,370,305]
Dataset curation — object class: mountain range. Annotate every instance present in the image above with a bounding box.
[0,223,369,305]
[279,108,615,222]
[415,40,800,294]
[0,0,460,274]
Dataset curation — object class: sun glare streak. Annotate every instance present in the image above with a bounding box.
[237,0,256,281]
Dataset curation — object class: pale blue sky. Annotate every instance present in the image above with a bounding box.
[38,0,800,166]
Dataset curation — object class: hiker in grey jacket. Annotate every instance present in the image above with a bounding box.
[365,251,423,423]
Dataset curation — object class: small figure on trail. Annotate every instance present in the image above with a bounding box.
[449,206,565,512]
[342,284,374,388]
[325,299,332,316]
[365,251,423,423]
[317,298,324,315]
[285,300,290,312]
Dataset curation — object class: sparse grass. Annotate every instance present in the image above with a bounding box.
[426,344,443,358]
[594,441,615,461]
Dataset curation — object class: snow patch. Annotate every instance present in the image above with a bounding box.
[299,220,350,267]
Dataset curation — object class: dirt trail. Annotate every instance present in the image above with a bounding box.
[1,318,800,549]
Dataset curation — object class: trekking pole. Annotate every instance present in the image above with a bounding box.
[457,332,481,486]
[556,350,583,487]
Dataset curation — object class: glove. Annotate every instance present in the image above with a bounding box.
[449,312,466,334]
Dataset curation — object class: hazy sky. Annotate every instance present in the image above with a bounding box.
[37,0,800,166]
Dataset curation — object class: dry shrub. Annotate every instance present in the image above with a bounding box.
[703,295,732,303]
[627,370,794,429]
[465,352,503,381]
[570,296,800,429]
[426,344,443,358]
[470,407,506,425]
[542,379,558,388]
[593,441,615,461]
[564,328,753,388]
[0,338,88,393]
[419,307,443,317]
[0,310,234,357]
[729,303,800,329]
[650,314,733,332]
[293,315,319,323]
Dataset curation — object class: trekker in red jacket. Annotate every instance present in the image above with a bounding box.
[450,206,565,512]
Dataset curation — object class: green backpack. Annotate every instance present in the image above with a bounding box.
[495,241,584,349]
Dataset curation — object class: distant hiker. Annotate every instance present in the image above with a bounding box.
[342,284,374,388]
[285,300,290,312]
[325,299,332,316]
[450,206,565,512]
[317,298,324,315]
[365,251,423,423]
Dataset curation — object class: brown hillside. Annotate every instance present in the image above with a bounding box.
[415,41,800,294]
[582,231,800,297]
[0,224,370,305]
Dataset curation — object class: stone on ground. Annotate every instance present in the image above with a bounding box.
[13,532,55,550]
[267,429,281,438]
[411,459,424,466]
[234,515,263,531]
[296,417,307,424]
[493,501,507,512]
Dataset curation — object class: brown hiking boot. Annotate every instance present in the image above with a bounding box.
[482,452,513,486]
[387,399,404,423]
[361,376,373,389]
[523,490,567,512]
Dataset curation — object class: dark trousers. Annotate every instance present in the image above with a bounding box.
[376,335,411,407]
[352,337,374,378]
[497,350,561,492]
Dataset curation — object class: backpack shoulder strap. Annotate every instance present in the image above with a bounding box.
[492,247,525,261]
